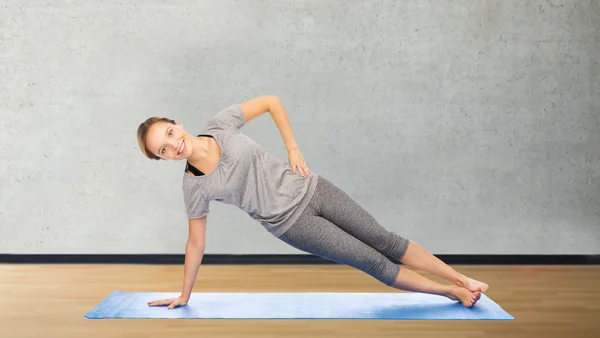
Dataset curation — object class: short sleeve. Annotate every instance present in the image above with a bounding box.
[204,104,245,133]
[183,187,210,219]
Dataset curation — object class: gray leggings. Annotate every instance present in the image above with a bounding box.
[278,176,410,286]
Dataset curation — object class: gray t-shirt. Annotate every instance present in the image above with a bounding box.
[182,104,318,237]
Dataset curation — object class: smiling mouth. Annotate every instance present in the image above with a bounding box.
[178,140,185,155]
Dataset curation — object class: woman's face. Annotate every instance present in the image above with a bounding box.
[145,121,193,161]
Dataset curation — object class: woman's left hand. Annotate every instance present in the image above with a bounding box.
[288,148,311,177]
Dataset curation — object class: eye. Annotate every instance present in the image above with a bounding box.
[169,130,173,137]
[161,146,166,154]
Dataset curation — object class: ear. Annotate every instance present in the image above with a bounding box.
[176,122,183,128]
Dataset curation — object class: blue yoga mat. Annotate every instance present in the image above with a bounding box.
[86,291,513,320]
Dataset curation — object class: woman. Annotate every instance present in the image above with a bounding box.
[137,95,488,310]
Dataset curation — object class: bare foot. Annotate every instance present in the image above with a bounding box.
[457,274,489,293]
[446,286,481,308]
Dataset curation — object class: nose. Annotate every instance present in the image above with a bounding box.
[170,138,180,154]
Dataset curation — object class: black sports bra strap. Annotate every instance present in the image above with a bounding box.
[186,162,204,176]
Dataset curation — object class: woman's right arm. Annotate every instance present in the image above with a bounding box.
[180,216,208,302]
[147,216,207,309]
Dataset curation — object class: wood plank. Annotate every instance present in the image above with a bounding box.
[1,265,599,338]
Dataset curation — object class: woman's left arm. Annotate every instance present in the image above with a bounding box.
[240,95,311,177]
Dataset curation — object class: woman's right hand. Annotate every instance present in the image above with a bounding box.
[147,295,188,309]
[148,217,205,310]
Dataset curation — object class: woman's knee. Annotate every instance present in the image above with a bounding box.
[355,253,401,286]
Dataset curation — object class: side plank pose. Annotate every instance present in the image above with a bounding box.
[136,95,488,309]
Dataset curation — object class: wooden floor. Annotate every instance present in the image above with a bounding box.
[1,264,599,338]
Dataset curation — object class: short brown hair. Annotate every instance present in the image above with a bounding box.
[137,117,176,160]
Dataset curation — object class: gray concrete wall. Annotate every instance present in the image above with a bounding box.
[1,0,598,255]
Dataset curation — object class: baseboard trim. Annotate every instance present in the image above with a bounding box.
[0,254,599,265]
